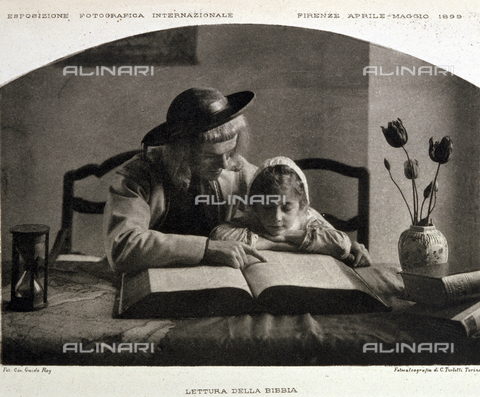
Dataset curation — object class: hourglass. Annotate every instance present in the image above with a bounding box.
[9,224,50,311]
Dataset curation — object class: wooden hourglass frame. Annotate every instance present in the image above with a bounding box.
[9,224,50,311]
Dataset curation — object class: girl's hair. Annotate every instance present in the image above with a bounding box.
[158,115,250,190]
[249,164,309,209]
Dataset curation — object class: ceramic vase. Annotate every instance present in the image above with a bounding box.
[398,224,448,271]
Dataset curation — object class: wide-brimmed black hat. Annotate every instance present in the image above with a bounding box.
[141,87,255,147]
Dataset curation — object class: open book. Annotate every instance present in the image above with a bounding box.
[115,251,390,318]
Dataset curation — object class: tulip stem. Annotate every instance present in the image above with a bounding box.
[412,180,420,223]
[427,163,441,222]
[431,191,437,212]
[402,146,419,224]
[420,197,427,221]
[387,169,414,225]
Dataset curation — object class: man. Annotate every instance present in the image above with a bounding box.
[103,87,266,273]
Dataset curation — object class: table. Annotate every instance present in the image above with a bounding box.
[2,257,479,366]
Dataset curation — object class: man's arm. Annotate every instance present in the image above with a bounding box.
[103,173,209,273]
[104,166,265,273]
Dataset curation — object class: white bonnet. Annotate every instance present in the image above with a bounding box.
[248,156,310,204]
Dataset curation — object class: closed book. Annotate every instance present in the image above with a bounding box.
[400,263,480,306]
[406,299,480,337]
[114,251,389,319]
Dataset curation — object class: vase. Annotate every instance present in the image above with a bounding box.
[398,224,448,271]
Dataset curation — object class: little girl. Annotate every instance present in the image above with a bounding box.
[210,156,353,262]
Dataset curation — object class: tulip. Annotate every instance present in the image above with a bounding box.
[383,158,391,171]
[381,118,408,148]
[423,181,438,199]
[404,159,419,179]
[426,136,452,222]
[429,136,453,164]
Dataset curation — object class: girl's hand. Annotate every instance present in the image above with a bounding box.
[258,232,287,243]
[255,235,298,251]
[259,230,306,246]
[344,241,372,268]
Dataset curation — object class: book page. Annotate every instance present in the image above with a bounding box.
[242,251,370,298]
[147,266,252,295]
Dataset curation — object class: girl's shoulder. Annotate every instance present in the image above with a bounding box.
[304,207,335,229]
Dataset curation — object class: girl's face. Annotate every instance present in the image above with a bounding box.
[254,184,304,236]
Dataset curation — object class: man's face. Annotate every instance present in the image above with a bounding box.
[191,136,238,180]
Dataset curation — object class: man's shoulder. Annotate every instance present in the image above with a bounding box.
[236,155,257,183]
[217,156,256,197]
[117,149,165,182]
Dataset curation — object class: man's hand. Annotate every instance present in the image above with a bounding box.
[344,240,372,268]
[203,240,268,269]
